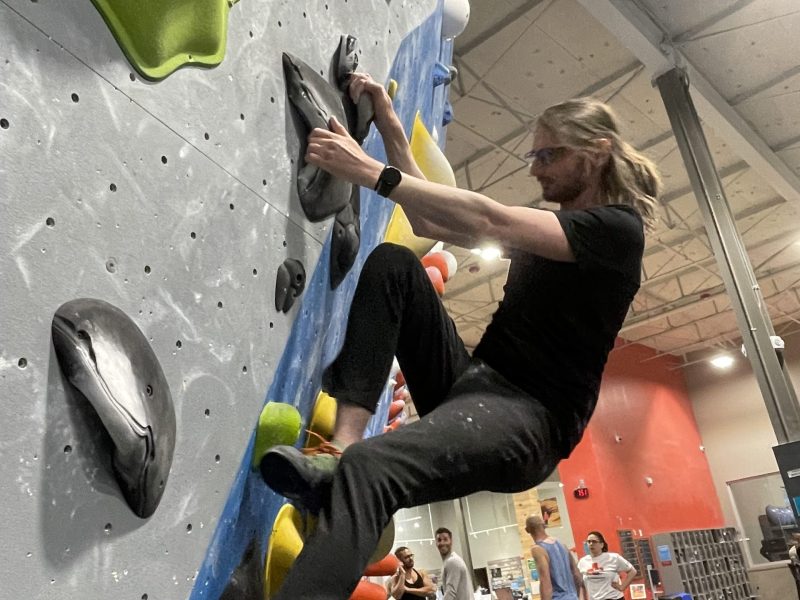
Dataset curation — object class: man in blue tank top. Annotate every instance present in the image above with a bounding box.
[526,515,583,600]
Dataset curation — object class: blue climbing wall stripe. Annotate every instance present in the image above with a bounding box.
[189,4,451,599]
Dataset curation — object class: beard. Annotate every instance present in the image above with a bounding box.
[540,175,586,204]
[539,156,590,204]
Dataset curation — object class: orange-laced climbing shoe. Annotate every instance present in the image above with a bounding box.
[259,432,343,512]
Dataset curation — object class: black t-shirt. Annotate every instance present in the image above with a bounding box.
[473,205,644,454]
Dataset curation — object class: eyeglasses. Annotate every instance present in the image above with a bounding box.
[524,146,568,167]
[585,540,602,544]
[400,554,414,560]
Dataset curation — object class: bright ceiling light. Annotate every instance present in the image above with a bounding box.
[710,355,734,369]
[480,246,502,261]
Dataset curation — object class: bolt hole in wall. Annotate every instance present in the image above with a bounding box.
[1,118,10,128]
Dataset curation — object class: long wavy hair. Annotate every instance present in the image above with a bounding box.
[536,97,661,230]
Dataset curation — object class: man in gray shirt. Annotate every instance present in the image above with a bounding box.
[435,527,473,600]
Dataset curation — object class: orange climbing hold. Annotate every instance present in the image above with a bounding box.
[425,266,445,296]
[349,580,388,600]
[421,252,451,281]
[363,553,401,577]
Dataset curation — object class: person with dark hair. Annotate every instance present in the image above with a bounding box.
[387,546,436,600]
[577,531,636,600]
[434,528,472,600]
[526,515,583,600]
[260,71,661,600]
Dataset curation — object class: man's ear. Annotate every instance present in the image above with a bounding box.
[588,137,612,170]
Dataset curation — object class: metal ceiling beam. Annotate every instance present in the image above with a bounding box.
[451,61,642,172]
[622,252,800,332]
[643,210,790,288]
[454,0,549,57]
[575,0,800,205]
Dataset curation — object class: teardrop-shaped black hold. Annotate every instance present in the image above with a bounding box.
[51,298,176,519]
[275,258,307,313]
[334,34,359,90]
[333,35,374,145]
[282,52,352,222]
[330,187,361,289]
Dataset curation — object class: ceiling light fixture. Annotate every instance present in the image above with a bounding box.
[471,246,503,260]
[710,355,734,369]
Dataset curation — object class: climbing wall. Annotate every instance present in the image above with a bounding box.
[0,0,454,598]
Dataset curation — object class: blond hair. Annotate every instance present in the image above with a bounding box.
[536,97,661,229]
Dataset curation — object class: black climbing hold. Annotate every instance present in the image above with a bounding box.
[330,186,361,289]
[333,34,375,144]
[220,536,265,600]
[282,52,352,222]
[275,258,307,313]
[334,34,359,90]
[51,298,176,519]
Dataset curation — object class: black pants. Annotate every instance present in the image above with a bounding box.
[274,243,563,600]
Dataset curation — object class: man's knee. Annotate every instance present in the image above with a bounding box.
[362,243,419,277]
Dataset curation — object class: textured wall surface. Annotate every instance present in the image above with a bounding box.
[0,0,449,598]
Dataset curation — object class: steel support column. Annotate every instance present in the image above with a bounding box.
[656,67,800,443]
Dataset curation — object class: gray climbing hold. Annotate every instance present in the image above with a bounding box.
[330,186,361,289]
[282,52,352,222]
[51,298,175,519]
[275,258,307,313]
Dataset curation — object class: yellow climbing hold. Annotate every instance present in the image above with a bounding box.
[384,112,457,256]
[305,391,338,449]
[264,504,306,599]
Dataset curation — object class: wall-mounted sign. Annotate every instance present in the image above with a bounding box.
[573,486,589,499]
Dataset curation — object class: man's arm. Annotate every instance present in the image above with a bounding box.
[387,567,405,599]
[305,120,574,261]
[441,560,466,600]
[530,545,553,600]
[347,73,426,181]
[569,551,586,600]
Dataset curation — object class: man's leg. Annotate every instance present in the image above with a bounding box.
[261,243,470,504]
[273,362,564,600]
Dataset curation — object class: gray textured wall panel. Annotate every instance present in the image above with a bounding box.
[2,0,433,244]
[0,0,437,597]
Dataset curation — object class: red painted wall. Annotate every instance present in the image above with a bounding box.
[559,342,723,570]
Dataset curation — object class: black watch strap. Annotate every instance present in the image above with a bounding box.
[374,165,402,197]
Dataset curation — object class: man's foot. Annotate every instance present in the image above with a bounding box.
[259,439,343,511]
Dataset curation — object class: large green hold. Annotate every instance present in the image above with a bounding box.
[91,0,236,81]
[252,402,302,470]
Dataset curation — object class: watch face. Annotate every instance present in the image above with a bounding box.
[383,167,402,186]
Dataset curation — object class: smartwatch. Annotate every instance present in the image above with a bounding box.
[374,165,402,197]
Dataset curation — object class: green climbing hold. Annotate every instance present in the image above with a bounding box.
[252,402,302,470]
[91,0,236,81]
